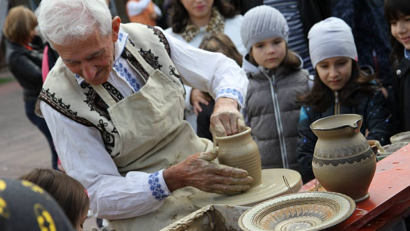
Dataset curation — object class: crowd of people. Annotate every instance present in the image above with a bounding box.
[1,0,410,230]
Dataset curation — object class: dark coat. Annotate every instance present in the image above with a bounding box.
[297,89,394,182]
[392,58,410,132]
[5,38,43,102]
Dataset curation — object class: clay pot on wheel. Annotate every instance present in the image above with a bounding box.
[311,114,376,202]
[216,127,262,187]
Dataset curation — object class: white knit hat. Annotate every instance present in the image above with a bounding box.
[308,17,358,68]
[241,5,289,52]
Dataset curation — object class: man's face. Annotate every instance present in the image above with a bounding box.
[52,17,120,85]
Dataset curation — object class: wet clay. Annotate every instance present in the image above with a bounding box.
[215,127,262,187]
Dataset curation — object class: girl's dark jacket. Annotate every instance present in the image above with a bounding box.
[5,37,44,102]
[297,89,394,182]
[392,58,410,133]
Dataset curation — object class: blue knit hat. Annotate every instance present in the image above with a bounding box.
[241,5,289,52]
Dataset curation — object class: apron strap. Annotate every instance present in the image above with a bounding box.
[90,36,167,107]
[124,39,156,77]
[91,84,117,108]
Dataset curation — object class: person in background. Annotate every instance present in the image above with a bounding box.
[241,6,309,176]
[333,0,392,88]
[384,0,410,133]
[0,178,76,231]
[297,17,394,183]
[165,0,245,133]
[197,33,243,140]
[262,0,332,75]
[20,168,90,231]
[126,0,162,26]
[3,6,58,170]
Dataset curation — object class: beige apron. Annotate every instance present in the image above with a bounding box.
[91,40,212,230]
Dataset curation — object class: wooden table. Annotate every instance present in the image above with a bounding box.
[300,144,410,231]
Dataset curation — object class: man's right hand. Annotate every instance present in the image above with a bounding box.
[163,150,253,194]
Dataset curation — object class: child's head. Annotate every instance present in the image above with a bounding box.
[384,0,410,61]
[300,17,375,111]
[20,169,90,231]
[308,17,358,91]
[199,33,243,66]
[241,6,299,70]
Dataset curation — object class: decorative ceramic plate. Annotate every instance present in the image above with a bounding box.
[238,191,356,231]
[390,131,410,143]
[192,169,303,208]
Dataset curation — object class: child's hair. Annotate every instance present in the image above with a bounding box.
[240,5,301,69]
[3,6,37,44]
[384,0,410,65]
[20,169,90,229]
[199,33,243,66]
[298,60,376,112]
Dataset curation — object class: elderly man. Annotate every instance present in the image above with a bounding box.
[36,0,251,230]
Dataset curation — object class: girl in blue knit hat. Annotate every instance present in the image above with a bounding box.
[241,5,309,176]
[297,17,394,182]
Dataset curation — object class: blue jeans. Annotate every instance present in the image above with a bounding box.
[25,101,58,170]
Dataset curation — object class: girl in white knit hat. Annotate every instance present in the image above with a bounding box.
[297,17,394,182]
[241,5,309,178]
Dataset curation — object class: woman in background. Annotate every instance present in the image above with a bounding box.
[3,6,58,170]
[165,0,245,133]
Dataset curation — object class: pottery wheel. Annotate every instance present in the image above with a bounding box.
[192,169,303,208]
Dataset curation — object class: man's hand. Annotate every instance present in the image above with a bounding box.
[190,88,212,115]
[163,150,253,194]
[210,97,246,137]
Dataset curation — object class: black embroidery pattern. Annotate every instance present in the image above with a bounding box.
[169,65,186,96]
[39,89,94,127]
[97,119,115,148]
[169,65,181,79]
[102,82,125,101]
[146,25,171,56]
[81,82,124,121]
[121,48,150,81]
[138,48,163,70]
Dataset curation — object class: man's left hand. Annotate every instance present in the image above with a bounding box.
[210,98,246,137]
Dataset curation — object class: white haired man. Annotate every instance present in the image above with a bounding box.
[36,0,251,230]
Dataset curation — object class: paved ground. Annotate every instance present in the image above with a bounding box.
[0,75,98,230]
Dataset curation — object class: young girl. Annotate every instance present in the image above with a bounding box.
[197,33,243,140]
[384,0,410,133]
[20,169,90,231]
[297,17,394,182]
[240,6,309,174]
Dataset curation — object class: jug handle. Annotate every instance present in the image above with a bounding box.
[367,140,386,155]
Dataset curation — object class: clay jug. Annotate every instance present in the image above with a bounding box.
[216,127,262,187]
[311,114,376,202]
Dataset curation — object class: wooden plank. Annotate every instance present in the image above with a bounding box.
[299,144,410,230]
[358,198,410,231]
